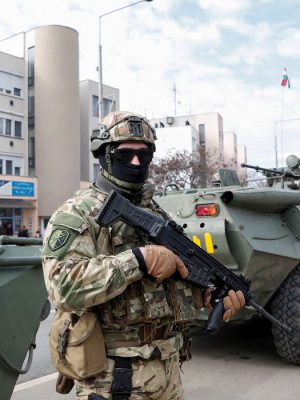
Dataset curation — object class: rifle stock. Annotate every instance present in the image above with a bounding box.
[96,190,292,335]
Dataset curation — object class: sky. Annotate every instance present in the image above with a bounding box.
[1,0,300,167]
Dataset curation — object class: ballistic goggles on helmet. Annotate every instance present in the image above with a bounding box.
[110,146,154,165]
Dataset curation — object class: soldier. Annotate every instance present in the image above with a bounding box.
[42,111,245,400]
[18,224,29,237]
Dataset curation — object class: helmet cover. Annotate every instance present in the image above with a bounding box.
[90,111,156,158]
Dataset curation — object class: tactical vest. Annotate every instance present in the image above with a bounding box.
[95,201,200,352]
[44,183,202,360]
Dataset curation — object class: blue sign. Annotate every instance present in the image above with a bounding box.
[12,181,35,197]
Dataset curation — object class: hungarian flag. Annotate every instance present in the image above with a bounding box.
[281,68,291,88]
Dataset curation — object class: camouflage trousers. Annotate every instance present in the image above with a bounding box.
[75,352,183,400]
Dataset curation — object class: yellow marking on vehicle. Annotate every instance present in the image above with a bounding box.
[205,232,214,253]
[192,235,201,248]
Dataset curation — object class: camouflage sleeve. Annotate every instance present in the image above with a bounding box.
[42,206,143,312]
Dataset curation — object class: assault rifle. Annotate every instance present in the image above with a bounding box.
[96,190,292,335]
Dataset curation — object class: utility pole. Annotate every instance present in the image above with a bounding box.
[171,83,177,116]
[98,0,153,120]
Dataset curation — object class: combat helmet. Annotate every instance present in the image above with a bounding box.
[90,111,156,159]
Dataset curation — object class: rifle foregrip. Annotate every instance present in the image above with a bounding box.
[206,300,225,335]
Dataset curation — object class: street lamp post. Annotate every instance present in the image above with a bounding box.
[98,0,153,120]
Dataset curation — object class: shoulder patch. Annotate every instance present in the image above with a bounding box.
[48,229,70,251]
[52,212,87,232]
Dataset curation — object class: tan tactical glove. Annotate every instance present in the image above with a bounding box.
[222,290,245,321]
[140,245,188,283]
[203,288,245,322]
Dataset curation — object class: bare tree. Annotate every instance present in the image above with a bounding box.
[149,150,194,189]
[240,169,268,187]
[149,146,237,189]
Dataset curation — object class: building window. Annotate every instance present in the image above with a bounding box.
[0,118,22,137]
[14,166,21,176]
[0,117,23,138]
[0,71,11,93]
[28,47,35,81]
[14,208,22,216]
[5,119,12,136]
[103,98,115,117]
[28,48,35,176]
[199,124,205,146]
[0,71,23,96]
[28,116,35,128]
[28,137,35,158]
[0,208,23,236]
[28,134,35,175]
[28,157,35,169]
[0,156,23,175]
[28,96,35,116]
[6,160,12,175]
[14,88,22,97]
[92,95,99,117]
[0,208,13,218]
[0,118,4,135]
[14,121,22,138]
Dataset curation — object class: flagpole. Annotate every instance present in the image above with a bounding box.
[274,124,278,168]
[278,67,291,168]
[280,84,285,168]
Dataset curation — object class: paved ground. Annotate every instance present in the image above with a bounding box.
[12,319,300,400]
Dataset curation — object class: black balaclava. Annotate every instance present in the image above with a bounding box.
[99,144,150,187]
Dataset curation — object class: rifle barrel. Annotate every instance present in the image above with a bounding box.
[241,163,283,175]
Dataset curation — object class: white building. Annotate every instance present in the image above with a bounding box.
[0,25,80,235]
[154,125,198,159]
[237,145,247,182]
[224,131,238,167]
[0,25,120,236]
[150,112,224,162]
[0,51,26,176]
[150,113,248,186]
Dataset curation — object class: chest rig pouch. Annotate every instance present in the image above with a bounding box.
[49,310,107,380]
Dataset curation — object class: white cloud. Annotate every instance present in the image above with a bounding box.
[0,0,300,168]
[197,0,251,15]
[277,28,300,58]
[220,43,273,67]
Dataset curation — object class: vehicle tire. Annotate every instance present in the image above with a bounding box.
[271,264,300,365]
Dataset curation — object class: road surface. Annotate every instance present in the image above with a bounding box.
[12,315,300,400]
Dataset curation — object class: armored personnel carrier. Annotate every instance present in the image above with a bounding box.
[155,154,300,365]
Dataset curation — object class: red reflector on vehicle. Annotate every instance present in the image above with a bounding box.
[195,204,218,217]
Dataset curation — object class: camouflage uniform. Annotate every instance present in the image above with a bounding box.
[43,112,203,400]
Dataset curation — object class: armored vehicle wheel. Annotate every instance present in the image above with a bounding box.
[271,264,300,365]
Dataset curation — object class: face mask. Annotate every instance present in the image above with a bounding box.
[112,161,149,184]
[99,145,151,185]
